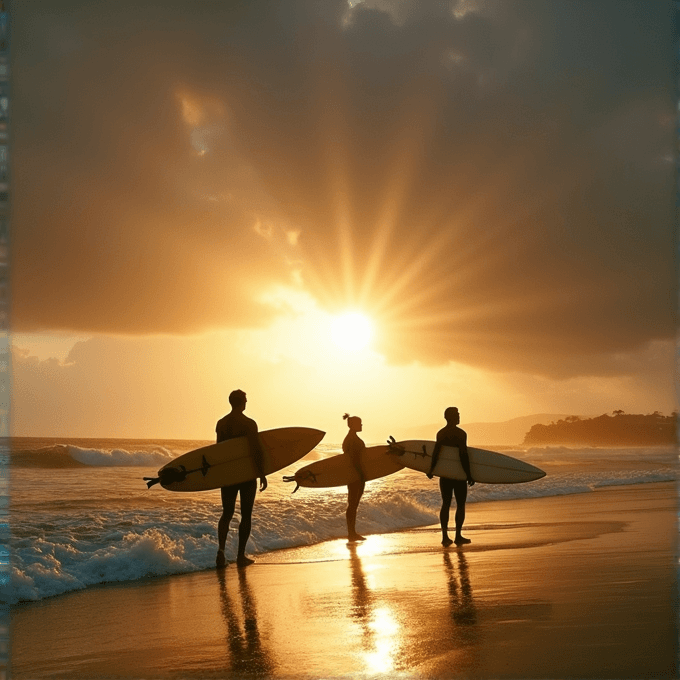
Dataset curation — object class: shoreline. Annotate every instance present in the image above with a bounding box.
[11,481,678,679]
[10,479,675,606]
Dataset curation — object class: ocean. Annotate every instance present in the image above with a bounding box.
[8,437,677,605]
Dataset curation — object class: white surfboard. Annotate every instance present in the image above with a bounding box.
[387,440,545,484]
[285,445,404,489]
[144,427,325,492]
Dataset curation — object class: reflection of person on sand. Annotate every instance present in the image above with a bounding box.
[215,390,267,569]
[343,413,367,542]
[217,567,276,676]
[442,551,480,668]
[443,551,477,626]
[347,543,371,621]
[428,406,475,547]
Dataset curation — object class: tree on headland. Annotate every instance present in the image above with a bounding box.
[523,411,677,446]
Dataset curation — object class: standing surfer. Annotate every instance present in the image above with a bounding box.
[343,413,367,542]
[428,407,475,547]
[215,390,268,568]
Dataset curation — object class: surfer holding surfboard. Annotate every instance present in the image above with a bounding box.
[215,390,267,569]
[342,413,367,542]
[429,407,475,547]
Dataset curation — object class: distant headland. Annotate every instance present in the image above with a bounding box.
[522,411,677,447]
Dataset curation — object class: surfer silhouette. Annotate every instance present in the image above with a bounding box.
[428,407,475,547]
[343,413,367,542]
[215,390,267,568]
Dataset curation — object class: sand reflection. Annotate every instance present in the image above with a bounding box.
[348,542,402,675]
[442,550,482,671]
[217,567,276,678]
[444,551,477,626]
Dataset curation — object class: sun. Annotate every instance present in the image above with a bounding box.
[331,312,373,351]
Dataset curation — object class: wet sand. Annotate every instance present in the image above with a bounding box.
[11,482,677,679]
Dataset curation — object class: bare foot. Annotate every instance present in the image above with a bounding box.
[216,550,226,569]
[454,536,472,546]
[236,555,255,568]
[348,534,366,542]
[442,537,453,547]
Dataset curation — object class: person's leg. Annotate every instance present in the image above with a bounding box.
[452,480,470,545]
[217,484,239,567]
[346,481,366,540]
[439,478,454,546]
[236,479,258,566]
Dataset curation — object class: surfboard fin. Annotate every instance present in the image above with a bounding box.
[282,475,300,493]
[144,465,189,489]
[200,455,211,477]
[283,468,317,492]
[387,440,405,456]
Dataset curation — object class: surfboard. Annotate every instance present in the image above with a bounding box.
[144,427,325,492]
[387,440,546,484]
[285,445,404,489]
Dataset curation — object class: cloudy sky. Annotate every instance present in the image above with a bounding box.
[11,0,676,441]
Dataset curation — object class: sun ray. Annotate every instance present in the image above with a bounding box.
[357,90,440,308]
[355,133,577,334]
[299,38,590,361]
[306,45,358,309]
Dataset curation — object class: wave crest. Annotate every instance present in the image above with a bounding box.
[11,445,174,468]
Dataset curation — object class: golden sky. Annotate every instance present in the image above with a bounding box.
[10,1,676,440]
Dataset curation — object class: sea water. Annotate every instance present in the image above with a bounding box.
[7,437,677,604]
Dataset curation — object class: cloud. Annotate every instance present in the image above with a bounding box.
[12,0,676,378]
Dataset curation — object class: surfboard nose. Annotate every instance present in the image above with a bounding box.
[309,428,326,447]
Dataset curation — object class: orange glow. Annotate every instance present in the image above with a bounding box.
[175,87,227,126]
[175,89,203,127]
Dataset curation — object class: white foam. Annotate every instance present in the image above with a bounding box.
[67,445,175,467]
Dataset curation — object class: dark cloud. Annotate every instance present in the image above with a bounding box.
[12,0,676,377]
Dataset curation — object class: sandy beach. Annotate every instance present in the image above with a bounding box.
[11,481,677,679]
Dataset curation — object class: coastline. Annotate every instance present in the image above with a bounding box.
[11,481,678,679]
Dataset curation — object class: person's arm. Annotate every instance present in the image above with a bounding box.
[427,438,442,479]
[459,431,474,486]
[247,422,268,492]
[345,436,366,483]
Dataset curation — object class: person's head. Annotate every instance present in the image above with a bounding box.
[444,406,460,425]
[343,413,362,432]
[229,389,247,411]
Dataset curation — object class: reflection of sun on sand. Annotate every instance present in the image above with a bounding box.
[348,543,402,675]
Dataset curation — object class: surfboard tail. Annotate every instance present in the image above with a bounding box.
[144,465,189,489]
[282,475,301,493]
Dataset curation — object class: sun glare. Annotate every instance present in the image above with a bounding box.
[331,312,373,351]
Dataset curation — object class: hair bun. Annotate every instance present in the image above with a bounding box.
[342,413,350,420]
